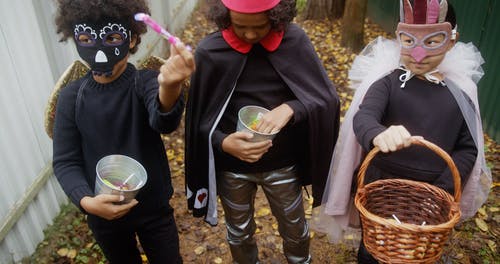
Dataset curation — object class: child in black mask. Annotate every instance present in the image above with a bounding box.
[52,0,194,263]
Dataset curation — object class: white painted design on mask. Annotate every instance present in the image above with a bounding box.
[95,50,108,63]
[74,24,97,39]
[100,23,128,39]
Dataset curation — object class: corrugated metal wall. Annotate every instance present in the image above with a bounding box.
[454,0,500,142]
[367,0,500,141]
[367,0,399,34]
[0,1,69,262]
[0,0,196,263]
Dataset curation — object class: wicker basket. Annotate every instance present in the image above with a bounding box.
[354,138,461,264]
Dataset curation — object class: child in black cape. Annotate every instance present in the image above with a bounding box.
[185,0,340,263]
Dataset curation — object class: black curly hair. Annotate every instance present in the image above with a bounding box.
[54,0,150,54]
[206,0,297,31]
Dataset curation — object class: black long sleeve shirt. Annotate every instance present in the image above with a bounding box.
[353,69,477,194]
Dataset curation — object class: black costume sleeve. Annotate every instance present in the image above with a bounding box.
[353,77,390,151]
[52,80,93,213]
[433,120,477,194]
[140,70,184,134]
[212,129,228,153]
[285,99,307,124]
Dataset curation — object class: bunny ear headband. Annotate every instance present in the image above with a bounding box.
[400,0,448,24]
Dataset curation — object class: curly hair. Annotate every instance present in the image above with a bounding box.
[206,0,297,31]
[54,0,150,54]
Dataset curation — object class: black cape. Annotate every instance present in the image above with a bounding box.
[185,24,340,225]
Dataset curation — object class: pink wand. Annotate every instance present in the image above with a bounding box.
[134,13,192,51]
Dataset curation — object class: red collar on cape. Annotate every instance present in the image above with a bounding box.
[221,27,284,53]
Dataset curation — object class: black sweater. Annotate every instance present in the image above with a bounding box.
[353,69,477,193]
[53,64,184,217]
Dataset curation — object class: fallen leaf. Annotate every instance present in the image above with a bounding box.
[213,257,223,264]
[167,149,175,160]
[194,246,206,255]
[475,218,489,232]
[487,240,496,252]
[489,206,499,213]
[305,207,312,215]
[67,249,77,259]
[477,207,487,217]
[57,248,68,257]
[344,234,355,240]
[256,207,271,217]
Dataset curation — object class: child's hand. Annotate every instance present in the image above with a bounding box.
[221,132,272,163]
[157,41,195,89]
[372,125,422,153]
[80,194,138,220]
[157,41,195,112]
[253,103,293,134]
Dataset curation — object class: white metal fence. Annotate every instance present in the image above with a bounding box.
[0,0,196,262]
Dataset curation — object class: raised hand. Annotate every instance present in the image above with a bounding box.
[158,41,195,112]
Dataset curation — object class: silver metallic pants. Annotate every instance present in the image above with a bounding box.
[217,165,311,264]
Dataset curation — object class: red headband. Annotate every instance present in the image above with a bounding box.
[221,0,281,13]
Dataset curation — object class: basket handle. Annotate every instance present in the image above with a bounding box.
[356,136,462,202]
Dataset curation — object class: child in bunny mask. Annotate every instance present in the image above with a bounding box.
[314,0,491,263]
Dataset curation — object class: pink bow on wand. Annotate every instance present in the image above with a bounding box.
[134,13,192,52]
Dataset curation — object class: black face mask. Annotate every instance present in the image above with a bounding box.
[73,19,131,76]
